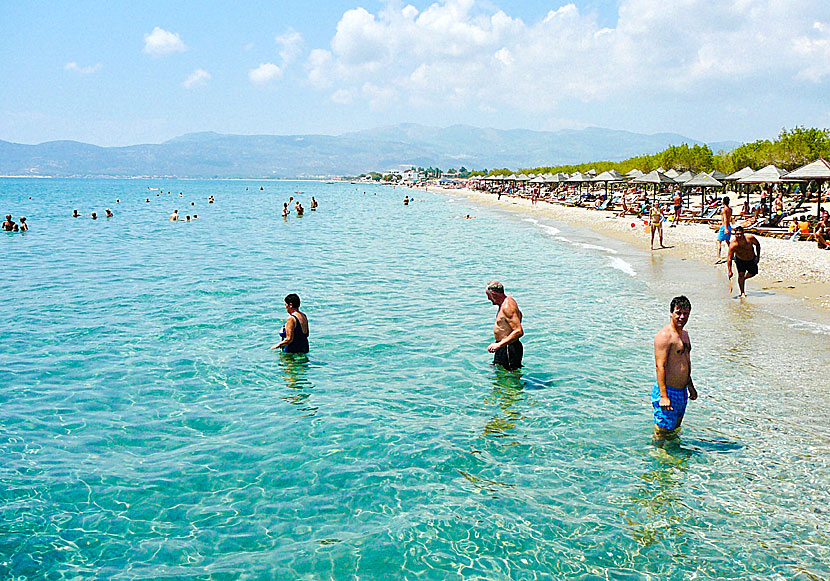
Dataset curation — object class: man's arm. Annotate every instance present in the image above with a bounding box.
[752,235,761,262]
[654,331,672,410]
[499,300,524,347]
[685,332,697,400]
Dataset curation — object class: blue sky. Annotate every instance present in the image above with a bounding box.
[2,0,829,146]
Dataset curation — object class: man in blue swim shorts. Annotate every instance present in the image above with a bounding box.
[652,295,698,441]
[716,196,733,261]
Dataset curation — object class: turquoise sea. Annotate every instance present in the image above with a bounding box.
[1,178,829,579]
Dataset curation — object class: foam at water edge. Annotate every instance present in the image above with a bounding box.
[607,257,636,277]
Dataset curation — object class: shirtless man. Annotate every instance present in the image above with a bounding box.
[814,213,829,249]
[169,209,178,221]
[727,226,761,298]
[716,196,733,261]
[652,295,697,441]
[2,215,15,231]
[672,191,682,226]
[485,281,524,370]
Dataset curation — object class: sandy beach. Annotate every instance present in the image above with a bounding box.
[427,185,830,312]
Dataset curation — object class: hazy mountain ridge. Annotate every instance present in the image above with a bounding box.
[0,125,739,178]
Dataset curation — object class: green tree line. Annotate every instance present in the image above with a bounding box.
[494,126,829,176]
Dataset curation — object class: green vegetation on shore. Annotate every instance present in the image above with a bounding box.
[492,126,830,176]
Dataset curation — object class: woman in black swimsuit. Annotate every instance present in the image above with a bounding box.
[270,293,309,353]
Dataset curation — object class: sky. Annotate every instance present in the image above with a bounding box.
[2,0,829,147]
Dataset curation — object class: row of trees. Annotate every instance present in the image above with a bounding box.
[504,126,830,177]
[356,127,828,181]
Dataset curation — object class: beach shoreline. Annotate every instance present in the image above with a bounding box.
[425,185,830,313]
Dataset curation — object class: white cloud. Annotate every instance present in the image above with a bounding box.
[143,27,186,56]
[249,63,282,84]
[65,62,102,75]
[183,68,211,89]
[303,0,830,113]
[276,29,304,64]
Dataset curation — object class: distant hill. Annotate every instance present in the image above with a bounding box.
[0,124,739,178]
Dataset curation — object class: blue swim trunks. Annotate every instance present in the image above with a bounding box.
[651,382,688,430]
[717,224,732,242]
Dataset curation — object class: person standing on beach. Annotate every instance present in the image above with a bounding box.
[815,213,829,249]
[672,191,683,226]
[727,226,761,298]
[649,204,665,250]
[485,281,524,371]
[271,293,309,353]
[652,295,697,442]
[716,196,733,261]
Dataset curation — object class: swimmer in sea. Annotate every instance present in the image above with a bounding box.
[72,210,80,217]
[3,215,15,231]
[727,226,761,298]
[270,293,310,353]
[403,196,409,205]
[310,197,318,210]
[652,295,697,442]
[91,212,97,220]
[485,281,524,371]
[169,210,178,221]
[296,203,304,216]
[105,209,113,218]
[18,217,28,231]
[282,203,290,218]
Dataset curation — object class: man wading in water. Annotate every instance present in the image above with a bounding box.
[485,281,524,370]
[652,295,698,443]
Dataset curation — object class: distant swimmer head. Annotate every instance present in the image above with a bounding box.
[284,293,301,311]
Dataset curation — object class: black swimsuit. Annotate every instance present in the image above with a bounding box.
[282,314,309,353]
[493,341,523,370]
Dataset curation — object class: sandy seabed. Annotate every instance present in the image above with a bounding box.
[428,186,830,313]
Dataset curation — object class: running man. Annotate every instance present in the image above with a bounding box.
[652,295,697,441]
[727,225,761,298]
[716,196,733,261]
[485,281,524,370]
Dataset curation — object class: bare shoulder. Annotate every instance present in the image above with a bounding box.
[654,324,671,347]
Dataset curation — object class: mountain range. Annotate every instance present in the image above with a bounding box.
[0,124,739,178]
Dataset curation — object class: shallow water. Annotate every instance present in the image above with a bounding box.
[1,179,829,579]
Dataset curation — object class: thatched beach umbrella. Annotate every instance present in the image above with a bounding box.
[723,166,756,207]
[783,158,830,218]
[664,169,680,179]
[674,170,695,183]
[738,165,787,215]
[594,170,625,195]
[683,172,723,215]
[626,169,644,178]
[633,170,677,205]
